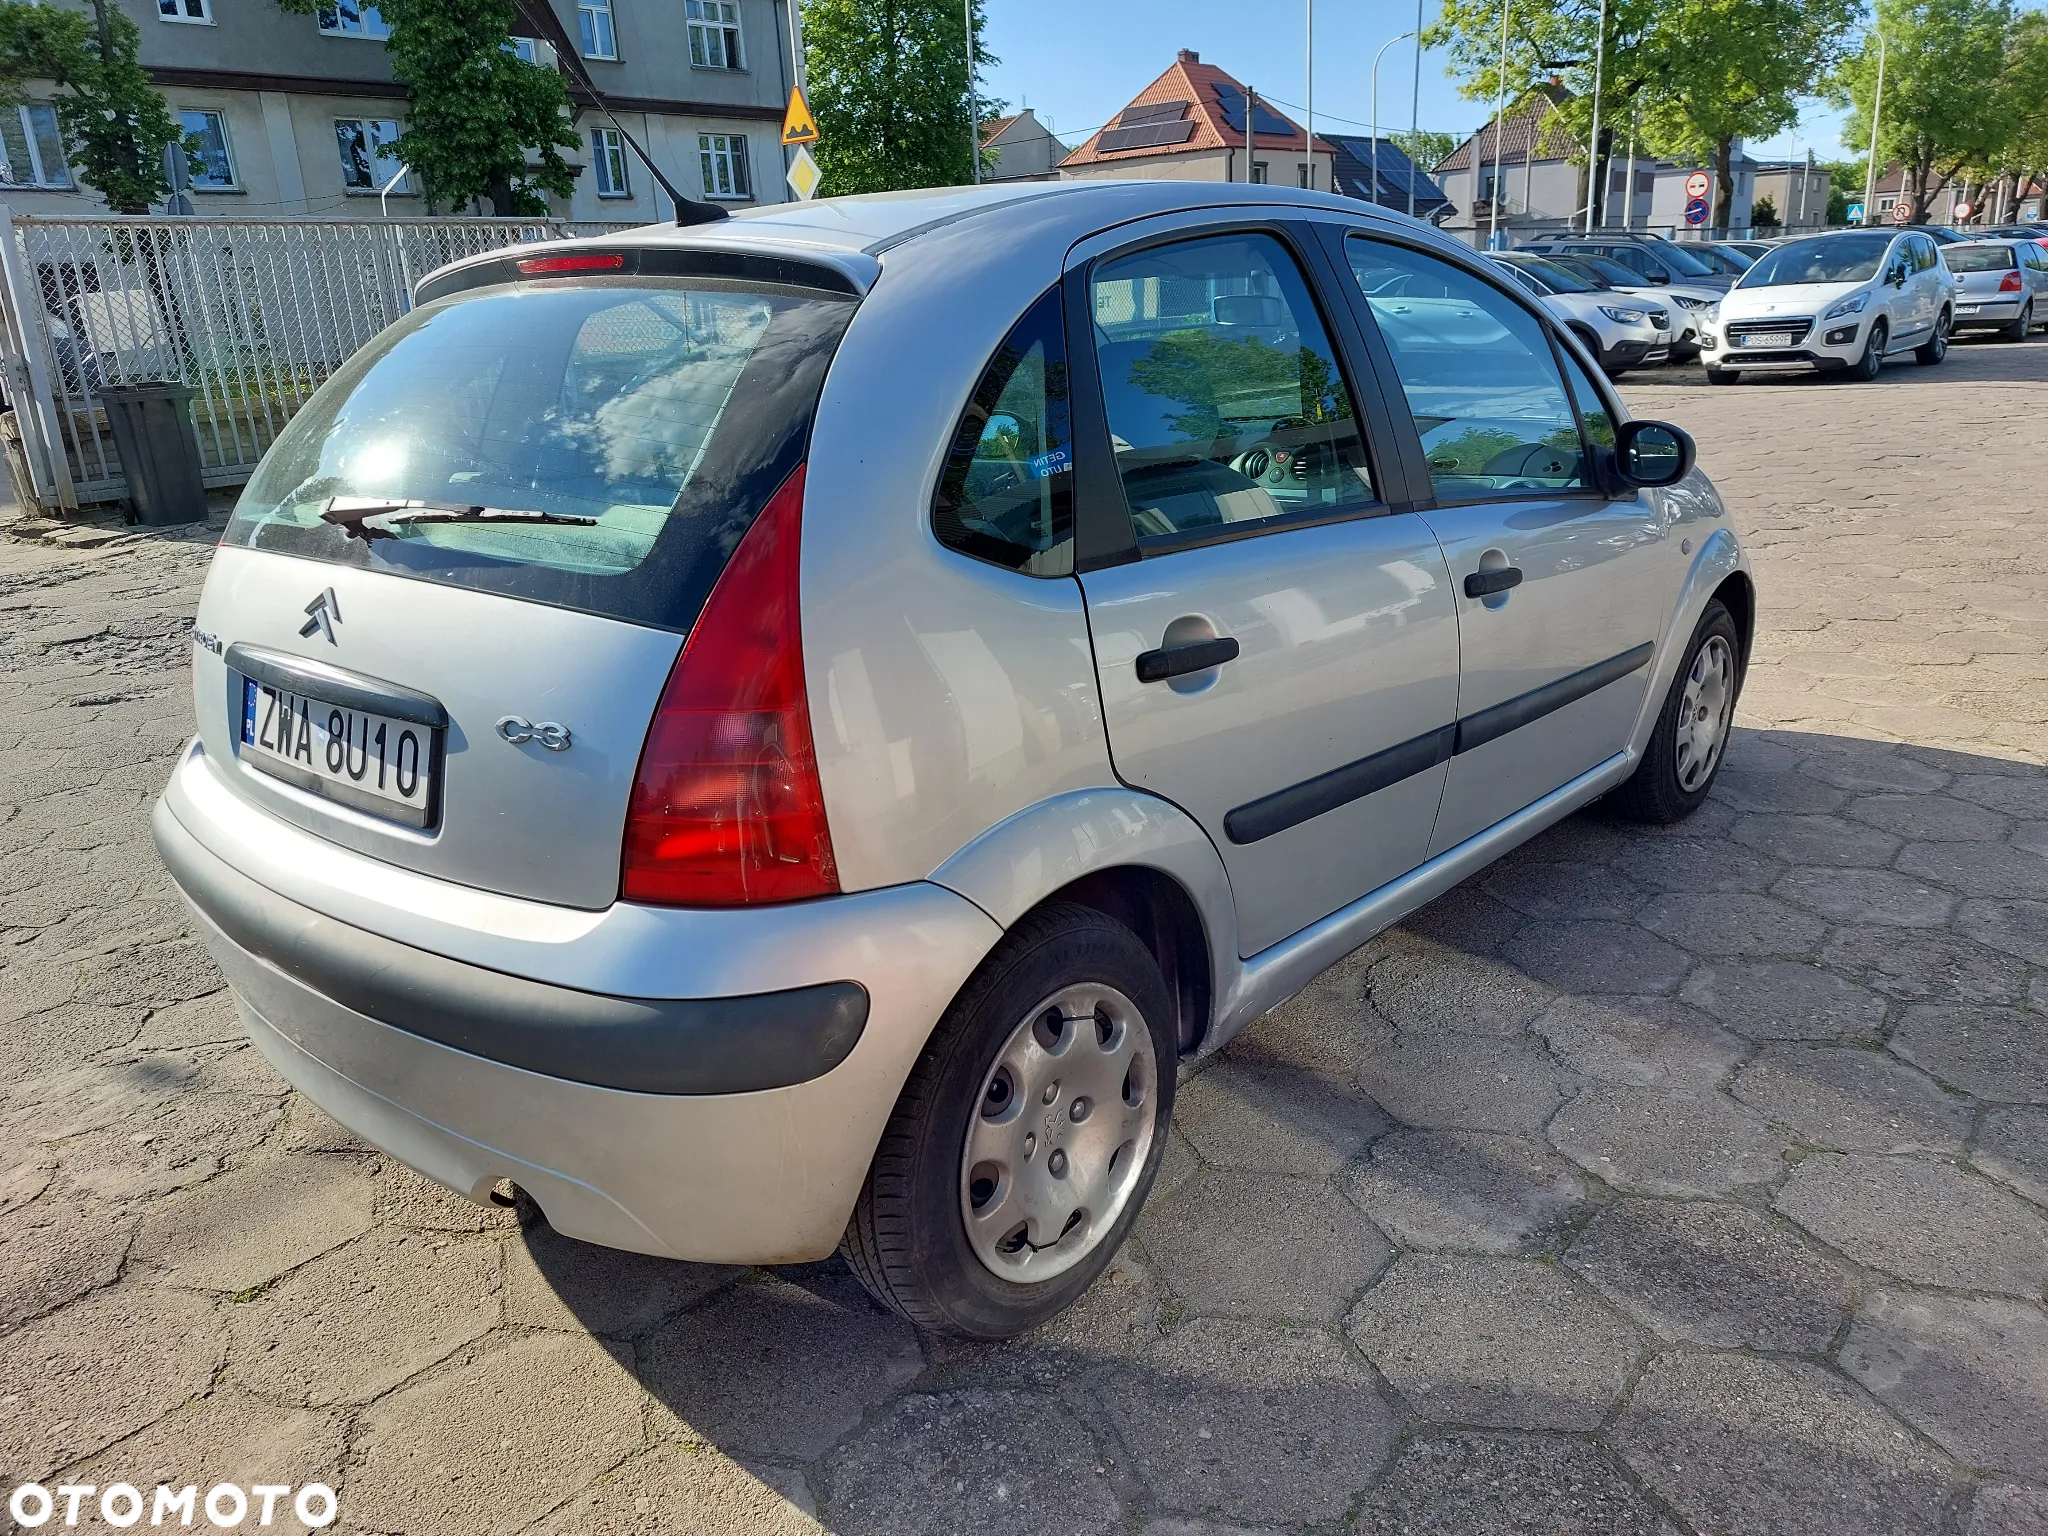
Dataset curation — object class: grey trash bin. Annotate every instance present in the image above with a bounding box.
[99,382,207,526]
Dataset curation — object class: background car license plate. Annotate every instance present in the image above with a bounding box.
[239,677,436,826]
[1741,332,1793,348]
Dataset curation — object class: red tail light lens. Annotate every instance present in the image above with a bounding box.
[2000,270,2026,292]
[516,252,626,275]
[621,466,839,906]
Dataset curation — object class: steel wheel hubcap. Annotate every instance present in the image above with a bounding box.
[1674,634,1734,792]
[960,982,1157,1282]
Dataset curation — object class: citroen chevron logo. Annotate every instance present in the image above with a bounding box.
[299,587,341,644]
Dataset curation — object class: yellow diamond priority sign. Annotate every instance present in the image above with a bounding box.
[786,144,821,201]
[782,87,819,146]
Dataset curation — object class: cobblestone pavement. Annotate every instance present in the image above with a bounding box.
[3,337,2047,1536]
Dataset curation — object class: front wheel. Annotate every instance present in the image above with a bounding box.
[841,903,1177,1337]
[1607,599,1744,824]
[1850,319,1888,381]
[1915,310,1950,364]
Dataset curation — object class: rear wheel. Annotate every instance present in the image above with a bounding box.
[841,903,1176,1337]
[1850,318,1888,381]
[1915,309,1951,364]
[1608,599,1744,824]
[2000,302,2032,342]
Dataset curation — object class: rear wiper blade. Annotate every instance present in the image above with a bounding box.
[320,496,597,541]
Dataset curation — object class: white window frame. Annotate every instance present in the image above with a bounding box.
[178,107,237,190]
[685,0,743,69]
[591,127,631,198]
[157,0,213,25]
[508,35,538,61]
[578,0,617,60]
[335,117,408,194]
[0,104,73,190]
[318,0,390,38]
[698,131,750,199]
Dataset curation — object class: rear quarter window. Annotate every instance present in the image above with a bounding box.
[224,279,855,631]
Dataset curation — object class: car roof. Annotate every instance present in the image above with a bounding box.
[415,181,1450,299]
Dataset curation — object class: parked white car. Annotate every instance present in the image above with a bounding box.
[1489,254,1672,376]
[1704,229,1955,383]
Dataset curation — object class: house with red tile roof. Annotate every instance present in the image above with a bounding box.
[1058,49,1334,191]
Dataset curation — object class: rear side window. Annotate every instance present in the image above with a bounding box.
[224,280,855,631]
[1344,236,1590,500]
[1088,231,1376,547]
[931,286,1074,576]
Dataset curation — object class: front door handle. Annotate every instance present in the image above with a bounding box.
[1464,567,1524,599]
[1135,636,1240,683]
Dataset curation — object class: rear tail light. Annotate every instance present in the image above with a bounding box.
[515,252,626,276]
[2000,271,2026,292]
[620,466,839,906]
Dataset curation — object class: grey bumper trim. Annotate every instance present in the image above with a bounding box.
[153,802,869,1096]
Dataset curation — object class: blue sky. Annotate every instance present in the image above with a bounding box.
[980,0,1851,166]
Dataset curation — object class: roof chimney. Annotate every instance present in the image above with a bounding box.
[1177,48,1199,63]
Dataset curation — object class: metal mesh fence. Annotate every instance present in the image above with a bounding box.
[0,214,643,507]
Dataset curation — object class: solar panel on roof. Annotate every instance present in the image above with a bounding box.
[1209,83,1296,139]
[1118,99,1190,127]
[1096,120,1197,152]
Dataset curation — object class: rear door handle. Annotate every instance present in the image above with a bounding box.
[1135,636,1240,683]
[1464,567,1523,599]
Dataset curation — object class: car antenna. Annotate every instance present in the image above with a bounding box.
[511,0,728,227]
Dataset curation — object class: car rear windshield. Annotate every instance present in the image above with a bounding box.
[223,278,855,631]
[1739,235,1893,288]
[1946,244,2017,271]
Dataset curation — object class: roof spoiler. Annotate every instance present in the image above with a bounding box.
[511,0,729,227]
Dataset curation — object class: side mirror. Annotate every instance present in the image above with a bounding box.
[1612,419,1695,489]
[1888,264,1909,286]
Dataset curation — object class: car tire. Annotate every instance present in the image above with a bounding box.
[841,901,1177,1338]
[1915,309,1951,364]
[2000,302,2032,342]
[1705,366,1739,385]
[1607,599,1744,825]
[1850,318,1887,381]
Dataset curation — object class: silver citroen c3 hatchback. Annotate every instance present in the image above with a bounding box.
[155,182,1753,1338]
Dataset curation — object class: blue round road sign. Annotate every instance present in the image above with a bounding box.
[1684,197,1710,225]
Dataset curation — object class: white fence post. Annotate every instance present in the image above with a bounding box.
[0,207,79,511]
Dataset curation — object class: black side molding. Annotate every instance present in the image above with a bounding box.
[1219,641,1656,844]
[226,644,449,729]
[1454,643,1654,756]
[1226,725,1455,845]
[153,805,868,1096]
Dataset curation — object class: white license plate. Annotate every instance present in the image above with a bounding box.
[1958,305,1980,313]
[240,677,437,826]
[1739,332,1794,348]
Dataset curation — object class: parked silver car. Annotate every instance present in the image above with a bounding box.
[1487,252,1673,374]
[154,182,1753,1337]
[1943,237,2048,339]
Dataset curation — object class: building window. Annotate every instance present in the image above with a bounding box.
[0,104,71,190]
[158,0,211,24]
[318,0,389,37]
[1250,160,1268,184]
[336,118,407,192]
[698,132,750,198]
[509,36,538,61]
[1297,162,1312,189]
[591,127,630,197]
[179,109,236,189]
[686,0,742,67]
[578,0,616,59]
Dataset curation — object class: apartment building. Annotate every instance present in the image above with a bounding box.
[0,0,797,219]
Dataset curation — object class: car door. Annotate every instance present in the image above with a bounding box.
[1330,231,1673,857]
[1909,234,1942,335]
[1069,224,1462,956]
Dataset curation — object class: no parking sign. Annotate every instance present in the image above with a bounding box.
[1685,197,1710,226]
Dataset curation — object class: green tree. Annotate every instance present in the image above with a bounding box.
[803,0,995,194]
[1752,193,1780,225]
[273,0,576,214]
[1390,128,1459,170]
[1829,0,2018,222]
[0,0,186,212]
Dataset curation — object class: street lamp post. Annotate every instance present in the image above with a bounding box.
[1371,31,1417,207]
[1488,0,1511,249]
[1584,0,1607,232]
[965,0,980,184]
[1305,0,1313,190]
[1861,31,1886,225]
[1408,0,1424,214]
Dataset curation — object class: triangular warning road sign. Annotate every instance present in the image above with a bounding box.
[782,87,819,146]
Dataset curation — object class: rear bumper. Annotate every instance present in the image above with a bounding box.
[154,740,1003,1263]
[1952,299,2025,328]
